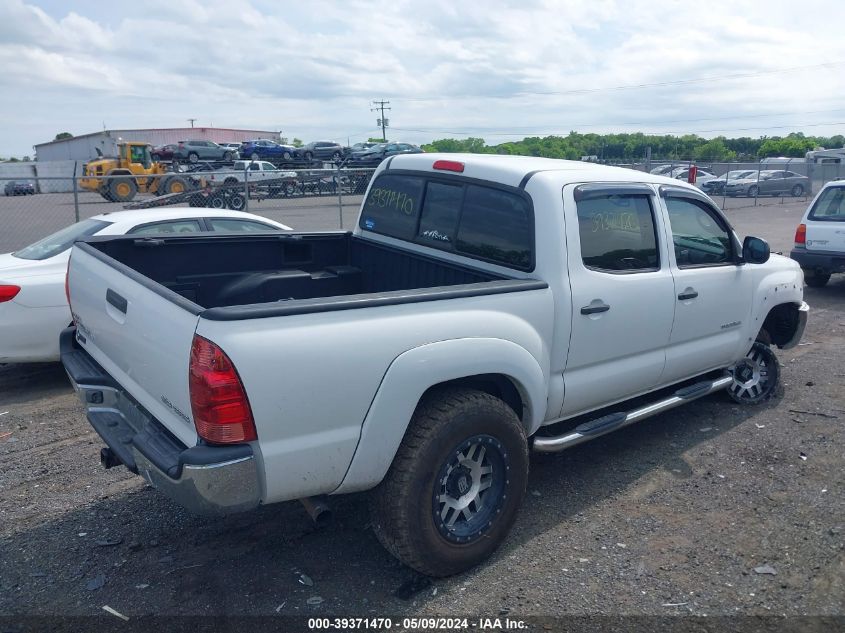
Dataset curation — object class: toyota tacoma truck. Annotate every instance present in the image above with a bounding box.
[62,154,808,577]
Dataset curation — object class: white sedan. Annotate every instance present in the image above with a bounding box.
[0,208,291,363]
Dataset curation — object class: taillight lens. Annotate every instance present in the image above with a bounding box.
[0,285,21,303]
[189,335,257,444]
[432,159,465,173]
[794,223,806,248]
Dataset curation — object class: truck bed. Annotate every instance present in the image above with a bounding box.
[79,232,520,318]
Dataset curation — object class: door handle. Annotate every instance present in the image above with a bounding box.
[106,289,128,314]
[580,302,610,315]
[677,288,699,301]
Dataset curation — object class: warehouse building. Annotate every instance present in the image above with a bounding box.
[34,127,282,162]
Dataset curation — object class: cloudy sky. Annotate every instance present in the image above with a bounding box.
[1,0,844,157]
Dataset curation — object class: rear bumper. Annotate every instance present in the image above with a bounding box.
[790,249,845,275]
[60,327,261,516]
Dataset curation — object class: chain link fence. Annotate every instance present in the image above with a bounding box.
[0,164,377,253]
[3,157,844,254]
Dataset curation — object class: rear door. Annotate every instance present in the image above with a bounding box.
[561,183,676,416]
[68,245,201,446]
[806,185,845,252]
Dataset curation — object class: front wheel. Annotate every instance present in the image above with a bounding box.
[371,388,528,577]
[747,185,759,197]
[728,342,779,404]
[188,152,199,163]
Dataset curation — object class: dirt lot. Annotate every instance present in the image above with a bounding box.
[0,200,843,629]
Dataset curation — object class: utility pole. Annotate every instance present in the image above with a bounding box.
[371,100,391,141]
[188,118,196,128]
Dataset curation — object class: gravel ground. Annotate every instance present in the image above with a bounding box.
[0,201,843,630]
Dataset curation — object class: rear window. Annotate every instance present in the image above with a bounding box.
[360,173,534,270]
[809,186,845,221]
[13,219,112,260]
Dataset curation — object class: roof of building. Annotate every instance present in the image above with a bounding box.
[35,128,280,149]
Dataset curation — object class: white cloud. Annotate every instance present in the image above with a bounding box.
[1,0,844,156]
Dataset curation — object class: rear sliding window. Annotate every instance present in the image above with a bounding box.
[360,174,533,270]
[809,186,845,221]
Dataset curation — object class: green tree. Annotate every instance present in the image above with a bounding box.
[291,138,303,147]
[54,132,73,140]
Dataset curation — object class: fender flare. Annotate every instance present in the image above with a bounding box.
[333,337,547,494]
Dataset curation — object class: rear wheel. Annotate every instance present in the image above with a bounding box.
[791,184,805,197]
[223,151,233,161]
[804,270,830,288]
[109,177,137,202]
[304,151,314,161]
[728,342,779,404]
[747,185,759,197]
[332,151,342,161]
[209,194,226,209]
[188,152,199,163]
[371,388,528,577]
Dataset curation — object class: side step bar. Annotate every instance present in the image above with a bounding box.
[533,374,734,453]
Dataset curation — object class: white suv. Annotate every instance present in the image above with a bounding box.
[790,180,845,287]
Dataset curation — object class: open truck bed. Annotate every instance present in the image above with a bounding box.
[79,231,534,319]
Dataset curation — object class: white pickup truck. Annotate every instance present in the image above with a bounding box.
[62,154,808,577]
[208,160,297,189]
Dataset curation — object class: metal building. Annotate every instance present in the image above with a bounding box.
[34,127,282,162]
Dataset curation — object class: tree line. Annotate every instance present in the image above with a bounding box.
[420,131,845,161]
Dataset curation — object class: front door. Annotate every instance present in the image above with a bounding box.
[561,184,676,417]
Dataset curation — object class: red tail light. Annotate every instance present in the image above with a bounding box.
[189,335,257,444]
[0,285,20,303]
[433,159,465,173]
[794,223,806,247]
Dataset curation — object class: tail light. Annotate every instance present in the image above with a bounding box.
[433,160,465,173]
[64,255,74,322]
[189,335,257,444]
[0,285,21,303]
[794,223,806,248]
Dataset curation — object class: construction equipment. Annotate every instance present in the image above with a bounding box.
[79,142,198,202]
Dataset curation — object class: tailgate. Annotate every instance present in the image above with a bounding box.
[68,244,201,446]
[805,221,845,252]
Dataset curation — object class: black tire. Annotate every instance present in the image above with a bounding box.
[727,342,780,404]
[304,151,313,161]
[109,177,137,202]
[283,183,297,197]
[332,151,342,161]
[282,151,292,160]
[747,185,759,198]
[188,152,199,163]
[164,176,190,195]
[209,194,226,209]
[791,184,804,197]
[223,151,233,161]
[227,193,246,211]
[371,387,528,577]
[804,270,830,288]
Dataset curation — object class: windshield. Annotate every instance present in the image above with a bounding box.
[13,219,112,260]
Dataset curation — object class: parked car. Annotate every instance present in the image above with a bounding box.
[239,139,300,162]
[4,181,36,196]
[151,144,179,161]
[351,142,424,164]
[346,142,379,156]
[724,170,810,197]
[790,180,845,287]
[220,143,242,157]
[700,170,758,195]
[649,164,678,175]
[62,154,807,577]
[0,209,291,364]
[301,141,345,162]
[209,161,298,196]
[173,140,236,163]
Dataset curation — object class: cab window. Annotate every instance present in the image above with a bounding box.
[665,198,733,266]
[575,194,659,272]
[129,220,203,235]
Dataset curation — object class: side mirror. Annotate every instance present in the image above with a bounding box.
[742,236,770,264]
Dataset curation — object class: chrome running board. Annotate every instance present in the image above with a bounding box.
[532,374,734,453]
